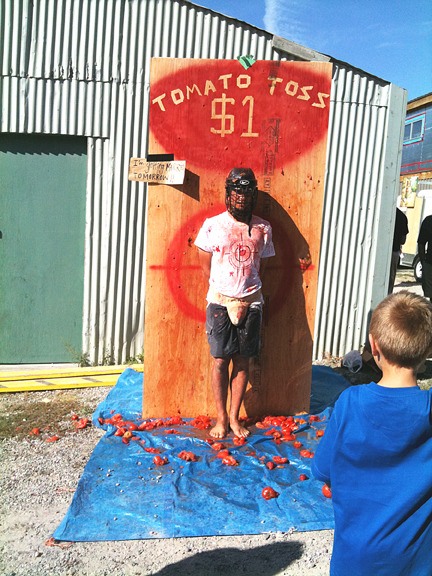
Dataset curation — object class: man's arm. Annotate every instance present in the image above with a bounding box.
[418,242,426,262]
[198,249,212,280]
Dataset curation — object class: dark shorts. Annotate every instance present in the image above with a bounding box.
[206,303,262,358]
[422,261,432,298]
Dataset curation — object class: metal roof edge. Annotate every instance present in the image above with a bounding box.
[407,92,432,110]
[272,35,330,62]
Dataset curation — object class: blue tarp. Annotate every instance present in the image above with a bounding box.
[54,366,350,542]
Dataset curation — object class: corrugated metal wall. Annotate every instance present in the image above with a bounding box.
[0,0,406,363]
[315,72,407,358]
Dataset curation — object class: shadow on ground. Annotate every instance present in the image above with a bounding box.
[152,541,304,576]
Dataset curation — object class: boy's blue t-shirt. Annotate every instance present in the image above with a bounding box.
[312,383,432,576]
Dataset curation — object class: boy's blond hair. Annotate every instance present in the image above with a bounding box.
[369,290,432,369]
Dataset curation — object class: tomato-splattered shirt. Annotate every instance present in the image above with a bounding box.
[194,211,275,301]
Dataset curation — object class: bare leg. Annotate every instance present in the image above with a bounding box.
[210,357,230,438]
[229,355,250,438]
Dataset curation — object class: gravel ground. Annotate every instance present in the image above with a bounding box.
[0,385,334,576]
[1,270,429,576]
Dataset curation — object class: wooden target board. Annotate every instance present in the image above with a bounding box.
[143,58,332,419]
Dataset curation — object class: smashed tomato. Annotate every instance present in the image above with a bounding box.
[144,447,161,453]
[222,455,238,466]
[165,415,184,426]
[266,461,276,470]
[74,417,89,430]
[255,421,268,429]
[316,430,325,438]
[45,435,60,443]
[293,441,303,449]
[232,436,246,446]
[299,449,314,458]
[211,442,226,451]
[190,415,212,429]
[261,486,279,500]
[322,484,332,498]
[216,449,231,459]
[272,456,288,465]
[299,474,309,481]
[153,455,168,466]
[178,451,198,462]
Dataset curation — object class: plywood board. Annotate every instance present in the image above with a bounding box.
[143,58,332,419]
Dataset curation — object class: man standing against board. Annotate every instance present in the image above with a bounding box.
[195,168,275,439]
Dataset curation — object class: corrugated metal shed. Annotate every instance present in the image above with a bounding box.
[0,0,407,363]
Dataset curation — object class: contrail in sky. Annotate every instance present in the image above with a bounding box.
[263,0,311,45]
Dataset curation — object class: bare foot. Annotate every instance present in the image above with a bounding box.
[210,419,228,439]
[230,420,250,438]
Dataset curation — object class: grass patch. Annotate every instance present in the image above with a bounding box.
[0,394,92,440]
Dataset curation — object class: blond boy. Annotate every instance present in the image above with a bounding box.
[312,291,432,576]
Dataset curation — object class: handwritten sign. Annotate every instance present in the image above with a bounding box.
[149,60,331,172]
[128,159,186,184]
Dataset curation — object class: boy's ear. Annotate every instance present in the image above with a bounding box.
[369,334,380,359]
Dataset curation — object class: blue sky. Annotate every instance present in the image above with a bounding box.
[195,0,432,101]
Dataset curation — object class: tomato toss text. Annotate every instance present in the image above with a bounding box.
[152,73,329,138]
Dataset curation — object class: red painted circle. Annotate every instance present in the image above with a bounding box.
[163,207,295,323]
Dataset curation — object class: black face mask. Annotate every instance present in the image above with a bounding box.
[225,168,258,224]
[225,184,257,223]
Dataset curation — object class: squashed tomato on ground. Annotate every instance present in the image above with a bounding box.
[178,451,198,462]
[190,415,212,429]
[30,428,41,435]
[299,474,309,481]
[300,449,314,458]
[216,449,231,459]
[272,456,288,464]
[261,486,279,500]
[126,422,138,431]
[74,417,89,430]
[232,436,246,446]
[45,435,60,443]
[293,441,303,449]
[255,421,267,429]
[266,461,276,470]
[316,429,325,438]
[211,442,226,451]
[222,455,238,466]
[153,455,168,466]
[322,484,332,498]
[144,447,161,453]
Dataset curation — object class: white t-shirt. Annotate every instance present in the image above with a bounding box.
[194,211,275,300]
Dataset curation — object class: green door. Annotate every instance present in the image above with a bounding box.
[0,134,86,363]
